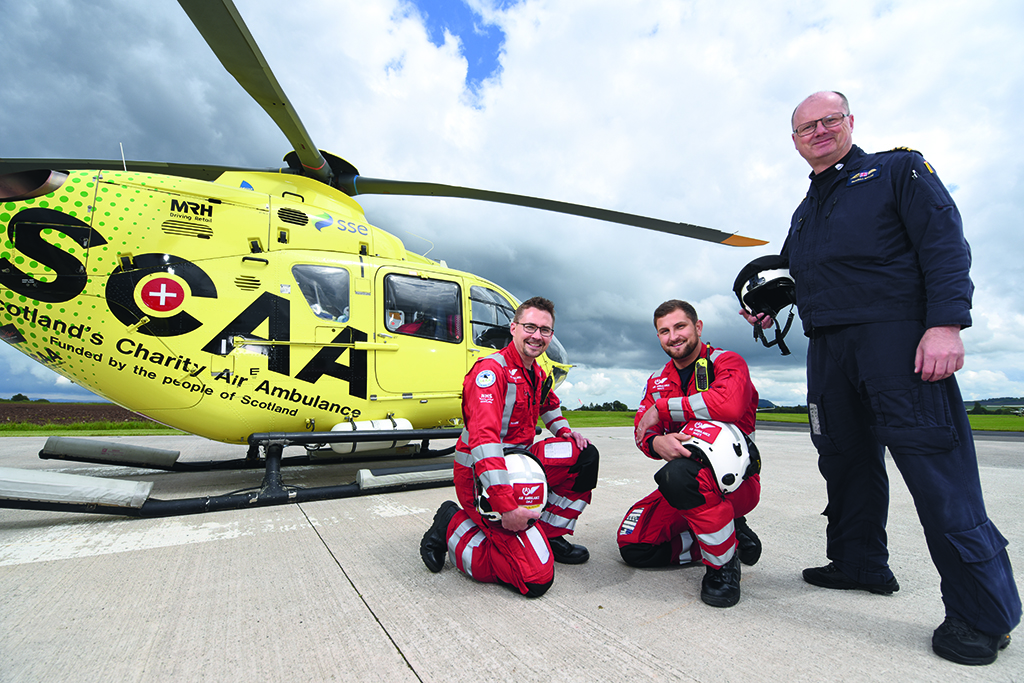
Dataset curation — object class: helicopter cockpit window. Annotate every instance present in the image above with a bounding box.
[470,286,516,350]
[292,264,350,322]
[384,275,463,343]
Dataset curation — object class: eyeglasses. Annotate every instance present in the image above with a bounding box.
[793,112,848,137]
[517,322,554,337]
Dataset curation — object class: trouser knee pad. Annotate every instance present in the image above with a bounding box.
[569,444,600,493]
[522,579,553,598]
[654,457,706,510]
[619,542,672,568]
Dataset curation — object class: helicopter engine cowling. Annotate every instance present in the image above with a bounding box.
[329,418,416,454]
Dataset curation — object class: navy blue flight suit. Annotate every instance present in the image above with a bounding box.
[782,145,1020,637]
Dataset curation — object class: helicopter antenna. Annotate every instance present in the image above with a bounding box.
[119,143,127,172]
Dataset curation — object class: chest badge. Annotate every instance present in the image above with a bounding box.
[847,167,880,186]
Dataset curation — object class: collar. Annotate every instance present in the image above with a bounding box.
[501,342,543,382]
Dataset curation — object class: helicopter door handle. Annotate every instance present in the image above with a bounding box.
[242,256,269,265]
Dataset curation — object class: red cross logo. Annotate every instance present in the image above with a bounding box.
[140,277,185,312]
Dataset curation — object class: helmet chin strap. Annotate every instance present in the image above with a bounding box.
[752,309,795,355]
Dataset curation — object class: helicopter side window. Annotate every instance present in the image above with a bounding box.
[384,275,463,343]
[292,264,350,322]
[470,286,515,350]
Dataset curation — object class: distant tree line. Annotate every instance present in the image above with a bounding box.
[969,401,1023,415]
[764,404,809,414]
[2,394,50,403]
[576,401,631,412]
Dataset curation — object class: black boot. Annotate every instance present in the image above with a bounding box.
[420,501,460,572]
[701,554,741,607]
[734,516,761,566]
[549,536,590,564]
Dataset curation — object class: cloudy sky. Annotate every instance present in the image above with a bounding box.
[2,0,1023,409]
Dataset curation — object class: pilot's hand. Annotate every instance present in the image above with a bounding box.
[567,430,591,449]
[501,505,542,532]
[739,309,774,329]
[652,433,695,462]
[634,405,662,442]
[915,325,964,382]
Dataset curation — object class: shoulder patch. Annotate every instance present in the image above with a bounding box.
[476,369,497,388]
[883,146,922,155]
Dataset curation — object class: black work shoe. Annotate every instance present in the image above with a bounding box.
[549,536,590,564]
[802,562,899,594]
[420,501,460,572]
[734,516,761,566]
[932,617,1011,665]
[701,554,741,607]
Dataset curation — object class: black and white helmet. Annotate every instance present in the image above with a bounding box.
[734,255,797,355]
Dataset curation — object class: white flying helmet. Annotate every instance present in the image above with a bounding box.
[476,449,548,525]
[678,420,761,494]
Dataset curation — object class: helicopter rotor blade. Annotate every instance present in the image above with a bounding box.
[0,158,264,182]
[339,176,766,247]
[177,0,331,185]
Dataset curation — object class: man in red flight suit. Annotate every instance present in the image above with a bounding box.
[619,300,761,607]
[420,297,599,597]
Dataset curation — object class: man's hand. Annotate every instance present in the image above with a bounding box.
[651,433,695,462]
[739,309,774,329]
[915,325,964,382]
[501,506,542,532]
[567,430,591,449]
[635,405,662,442]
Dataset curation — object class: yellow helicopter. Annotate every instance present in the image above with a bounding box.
[0,0,764,517]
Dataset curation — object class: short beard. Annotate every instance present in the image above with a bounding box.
[663,338,697,361]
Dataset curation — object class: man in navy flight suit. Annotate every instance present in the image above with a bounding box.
[742,90,1020,666]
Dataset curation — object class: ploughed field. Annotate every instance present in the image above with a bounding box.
[0,402,154,426]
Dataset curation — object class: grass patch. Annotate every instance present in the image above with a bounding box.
[1,411,1018,437]
[559,410,1023,432]
[0,421,181,437]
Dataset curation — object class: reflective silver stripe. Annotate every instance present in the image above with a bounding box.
[667,396,687,422]
[455,450,474,467]
[539,510,578,531]
[546,417,570,434]
[702,544,735,567]
[541,408,568,433]
[524,525,550,564]
[709,348,725,362]
[650,391,661,401]
[689,392,712,420]
[501,379,516,441]
[478,468,511,489]
[479,352,516,442]
[748,430,756,443]
[677,531,695,564]
[697,520,735,548]
[546,491,587,512]
[539,492,588,530]
[449,517,484,578]
[470,442,505,465]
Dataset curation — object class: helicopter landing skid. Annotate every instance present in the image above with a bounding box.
[0,429,460,518]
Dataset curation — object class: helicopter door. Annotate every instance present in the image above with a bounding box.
[375,271,464,395]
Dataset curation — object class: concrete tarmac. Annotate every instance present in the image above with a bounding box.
[0,427,1021,682]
